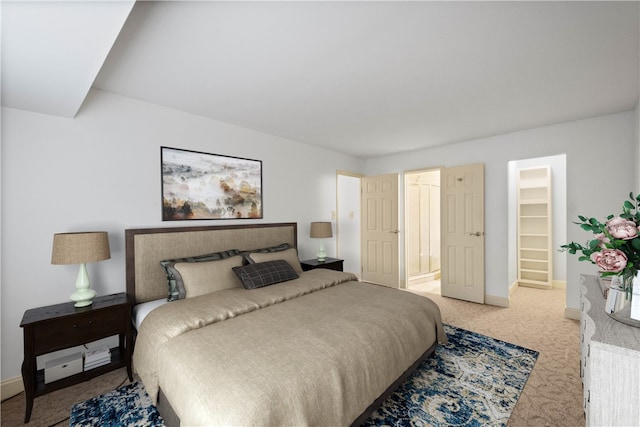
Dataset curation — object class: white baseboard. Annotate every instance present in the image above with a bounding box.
[485,294,510,308]
[564,307,580,320]
[1,376,23,401]
[509,281,519,297]
[553,280,567,289]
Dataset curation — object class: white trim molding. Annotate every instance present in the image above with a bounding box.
[564,307,580,320]
[509,281,519,297]
[485,294,509,308]
[1,376,24,401]
[553,280,567,289]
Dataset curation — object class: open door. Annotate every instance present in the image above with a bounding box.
[440,163,485,303]
[361,173,399,288]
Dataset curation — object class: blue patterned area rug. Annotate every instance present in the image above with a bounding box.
[364,324,539,427]
[69,381,164,426]
[69,324,538,427]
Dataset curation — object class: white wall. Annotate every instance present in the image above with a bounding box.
[337,173,361,277]
[2,88,637,385]
[636,101,640,192]
[507,155,567,287]
[0,89,364,382]
[364,111,637,312]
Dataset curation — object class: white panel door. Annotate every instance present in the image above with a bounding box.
[361,174,399,288]
[440,163,485,303]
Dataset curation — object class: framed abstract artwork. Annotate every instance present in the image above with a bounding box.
[161,146,263,220]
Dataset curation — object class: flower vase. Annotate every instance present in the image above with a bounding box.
[632,274,640,321]
[605,273,640,328]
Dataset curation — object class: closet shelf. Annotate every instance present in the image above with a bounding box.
[520,257,548,263]
[517,165,552,289]
[521,268,549,274]
[518,278,553,289]
[519,199,548,204]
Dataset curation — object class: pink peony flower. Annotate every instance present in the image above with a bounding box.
[606,217,639,240]
[591,249,628,272]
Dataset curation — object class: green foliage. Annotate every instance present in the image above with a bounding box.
[560,193,640,282]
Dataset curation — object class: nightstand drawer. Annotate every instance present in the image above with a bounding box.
[300,258,344,272]
[32,306,128,354]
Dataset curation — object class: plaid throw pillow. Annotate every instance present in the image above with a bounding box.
[232,260,299,290]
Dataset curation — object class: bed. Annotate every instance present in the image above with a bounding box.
[125,222,446,426]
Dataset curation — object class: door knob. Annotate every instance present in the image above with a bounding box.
[469,231,483,236]
[389,230,399,234]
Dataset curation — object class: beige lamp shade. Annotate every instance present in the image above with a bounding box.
[51,231,111,265]
[51,231,110,307]
[310,222,332,239]
[310,222,332,261]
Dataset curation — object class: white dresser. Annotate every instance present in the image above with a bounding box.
[580,275,640,426]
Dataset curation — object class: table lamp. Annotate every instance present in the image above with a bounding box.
[310,222,332,262]
[51,231,111,307]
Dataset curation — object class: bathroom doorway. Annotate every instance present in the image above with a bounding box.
[405,168,441,294]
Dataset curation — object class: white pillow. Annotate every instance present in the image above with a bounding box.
[174,255,244,298]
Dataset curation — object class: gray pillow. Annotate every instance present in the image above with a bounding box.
[241,243,291,263]
[232,260,299,289]
[247,248,303,274]
[251,243,291,253]
[160,249,241,301]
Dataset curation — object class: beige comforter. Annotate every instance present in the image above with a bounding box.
[133,269,446,426]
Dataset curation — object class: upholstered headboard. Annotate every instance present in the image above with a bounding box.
[125,223,297,304]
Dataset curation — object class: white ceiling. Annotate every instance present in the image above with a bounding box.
[3,1,639,159]
[1,1,135,118]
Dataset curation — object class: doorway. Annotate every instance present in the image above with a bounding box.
[336,171,399,287]
[508,155,567,293]
[405,169,441,294]
[338,164,485,299]
[336,172,362,278]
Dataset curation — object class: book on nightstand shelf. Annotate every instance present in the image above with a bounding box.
[84,344,111,370]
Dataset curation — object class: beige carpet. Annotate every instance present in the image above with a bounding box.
[1,285,584,427]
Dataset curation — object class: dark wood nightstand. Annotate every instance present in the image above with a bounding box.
[20,293,133,423]
[300,257,344,272]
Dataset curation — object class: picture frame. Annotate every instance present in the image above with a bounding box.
[161,146,263,220]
